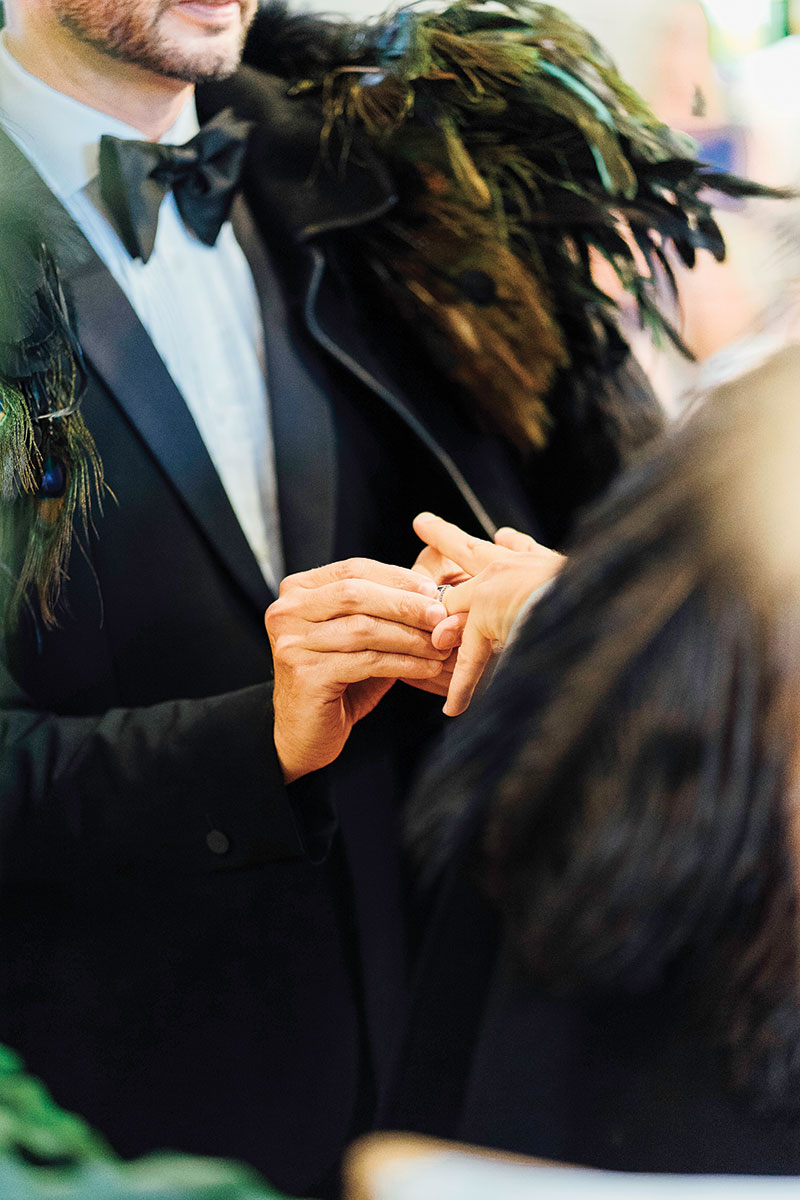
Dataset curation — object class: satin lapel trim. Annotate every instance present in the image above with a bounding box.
[232,199,336,575]
[68,252,273,613]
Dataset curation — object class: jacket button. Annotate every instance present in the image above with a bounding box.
[206,830,230,855]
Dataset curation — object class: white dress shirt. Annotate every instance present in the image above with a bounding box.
[0,36,285,591]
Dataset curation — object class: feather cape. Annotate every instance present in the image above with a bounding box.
[247,0,786,450]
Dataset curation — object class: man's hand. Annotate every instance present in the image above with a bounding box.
[412,513,565,716]
[265,558,449,783]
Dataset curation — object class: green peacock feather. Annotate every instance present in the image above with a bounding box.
[0,239,103,628]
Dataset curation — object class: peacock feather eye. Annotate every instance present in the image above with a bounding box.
[376,13,415,63]
[38,456,67,500]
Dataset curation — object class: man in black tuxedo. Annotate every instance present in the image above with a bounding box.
[0,0,659,1194]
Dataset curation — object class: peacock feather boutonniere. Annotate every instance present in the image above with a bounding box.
[0,227,103,628]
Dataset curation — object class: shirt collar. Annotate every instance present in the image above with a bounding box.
[0,32,200,202]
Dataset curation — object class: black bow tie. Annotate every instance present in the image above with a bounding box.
[98,108,254,264]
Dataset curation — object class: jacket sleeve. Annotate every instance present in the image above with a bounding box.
[0,662,336,881]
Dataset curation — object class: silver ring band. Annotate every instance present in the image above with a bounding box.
[436,583,450,603]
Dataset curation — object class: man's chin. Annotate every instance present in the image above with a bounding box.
[155,30,247,81]
[156,2,250,79]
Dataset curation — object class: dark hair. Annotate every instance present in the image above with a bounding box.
[243,3,358,78]
[411,346,800,1106]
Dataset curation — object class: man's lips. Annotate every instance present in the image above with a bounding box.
[173,1,243,24]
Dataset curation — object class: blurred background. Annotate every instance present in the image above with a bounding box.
[290,0,800,413]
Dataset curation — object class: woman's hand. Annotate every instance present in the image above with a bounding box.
[413,512,565,716]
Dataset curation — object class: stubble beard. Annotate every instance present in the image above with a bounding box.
[55,0,256,83]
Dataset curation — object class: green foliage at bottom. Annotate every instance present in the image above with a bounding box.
[0,1045,293,1200]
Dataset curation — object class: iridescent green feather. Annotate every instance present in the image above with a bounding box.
[0,381,36,499]
[0,245,103,628]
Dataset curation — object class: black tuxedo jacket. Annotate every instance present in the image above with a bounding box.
[0,63,657,1195]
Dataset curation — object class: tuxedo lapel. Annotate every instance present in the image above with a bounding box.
[68,252,272,613]
[231,199,336,576]
[0,127,272,614]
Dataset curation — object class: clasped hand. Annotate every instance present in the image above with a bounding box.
[412,512,565,717]
[265,558,450,783]
[265,521,564,783]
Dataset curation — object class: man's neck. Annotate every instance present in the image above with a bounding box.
[3,25,192,140]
